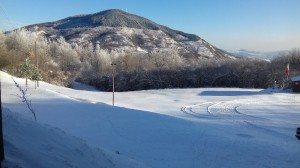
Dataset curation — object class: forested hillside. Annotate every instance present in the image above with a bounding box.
[0,29,299,91]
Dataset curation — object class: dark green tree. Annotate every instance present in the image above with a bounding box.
[17,58,42,86]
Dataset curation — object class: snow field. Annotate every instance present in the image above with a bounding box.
[1,71,300,168]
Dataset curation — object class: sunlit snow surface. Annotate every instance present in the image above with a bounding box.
[1,71,300,168]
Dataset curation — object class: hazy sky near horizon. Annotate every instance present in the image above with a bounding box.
[0,0,299,52]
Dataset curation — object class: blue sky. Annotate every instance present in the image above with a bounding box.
[0,0,299,51]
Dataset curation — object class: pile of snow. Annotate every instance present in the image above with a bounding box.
[2,108,147,168]
[1,71,300,168]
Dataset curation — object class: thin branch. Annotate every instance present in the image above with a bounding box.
[11,77,37,121]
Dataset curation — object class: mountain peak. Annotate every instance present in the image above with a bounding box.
[25,9,232,59]
[94,9,130,15]
[54,9,159,30]
[39,9,198,42]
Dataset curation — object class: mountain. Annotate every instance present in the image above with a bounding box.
[230,49,288,60]
[25,9,234,59]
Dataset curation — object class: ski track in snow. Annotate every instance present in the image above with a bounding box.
[180,96,299,142]
[181,101,255,119]
[180,99,270,129]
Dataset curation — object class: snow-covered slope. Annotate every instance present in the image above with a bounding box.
[2,108,149,168]
[24,9,233,59]
[1,72,149,168]
[1,71,300,168]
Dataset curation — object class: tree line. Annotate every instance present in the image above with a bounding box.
[0,28,299,91]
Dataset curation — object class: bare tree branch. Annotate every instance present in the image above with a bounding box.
[11,77,37,121]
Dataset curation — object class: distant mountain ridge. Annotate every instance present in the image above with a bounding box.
[230,49,288,60]
[25,9,234,59]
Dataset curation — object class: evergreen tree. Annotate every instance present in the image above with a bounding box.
[17,58,42,86]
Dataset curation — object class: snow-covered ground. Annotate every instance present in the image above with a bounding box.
[1,71,300,168]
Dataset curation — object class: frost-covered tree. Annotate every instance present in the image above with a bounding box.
[93,44,111,74]
[0,31,10,69]
[17,57,41,86]
[48,37,81,85]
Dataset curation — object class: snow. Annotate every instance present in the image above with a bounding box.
[291,75,300,82]
[180,40,214,57]
[136,47,147,53]
[1,71,300,168]
[2,108,147,168]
